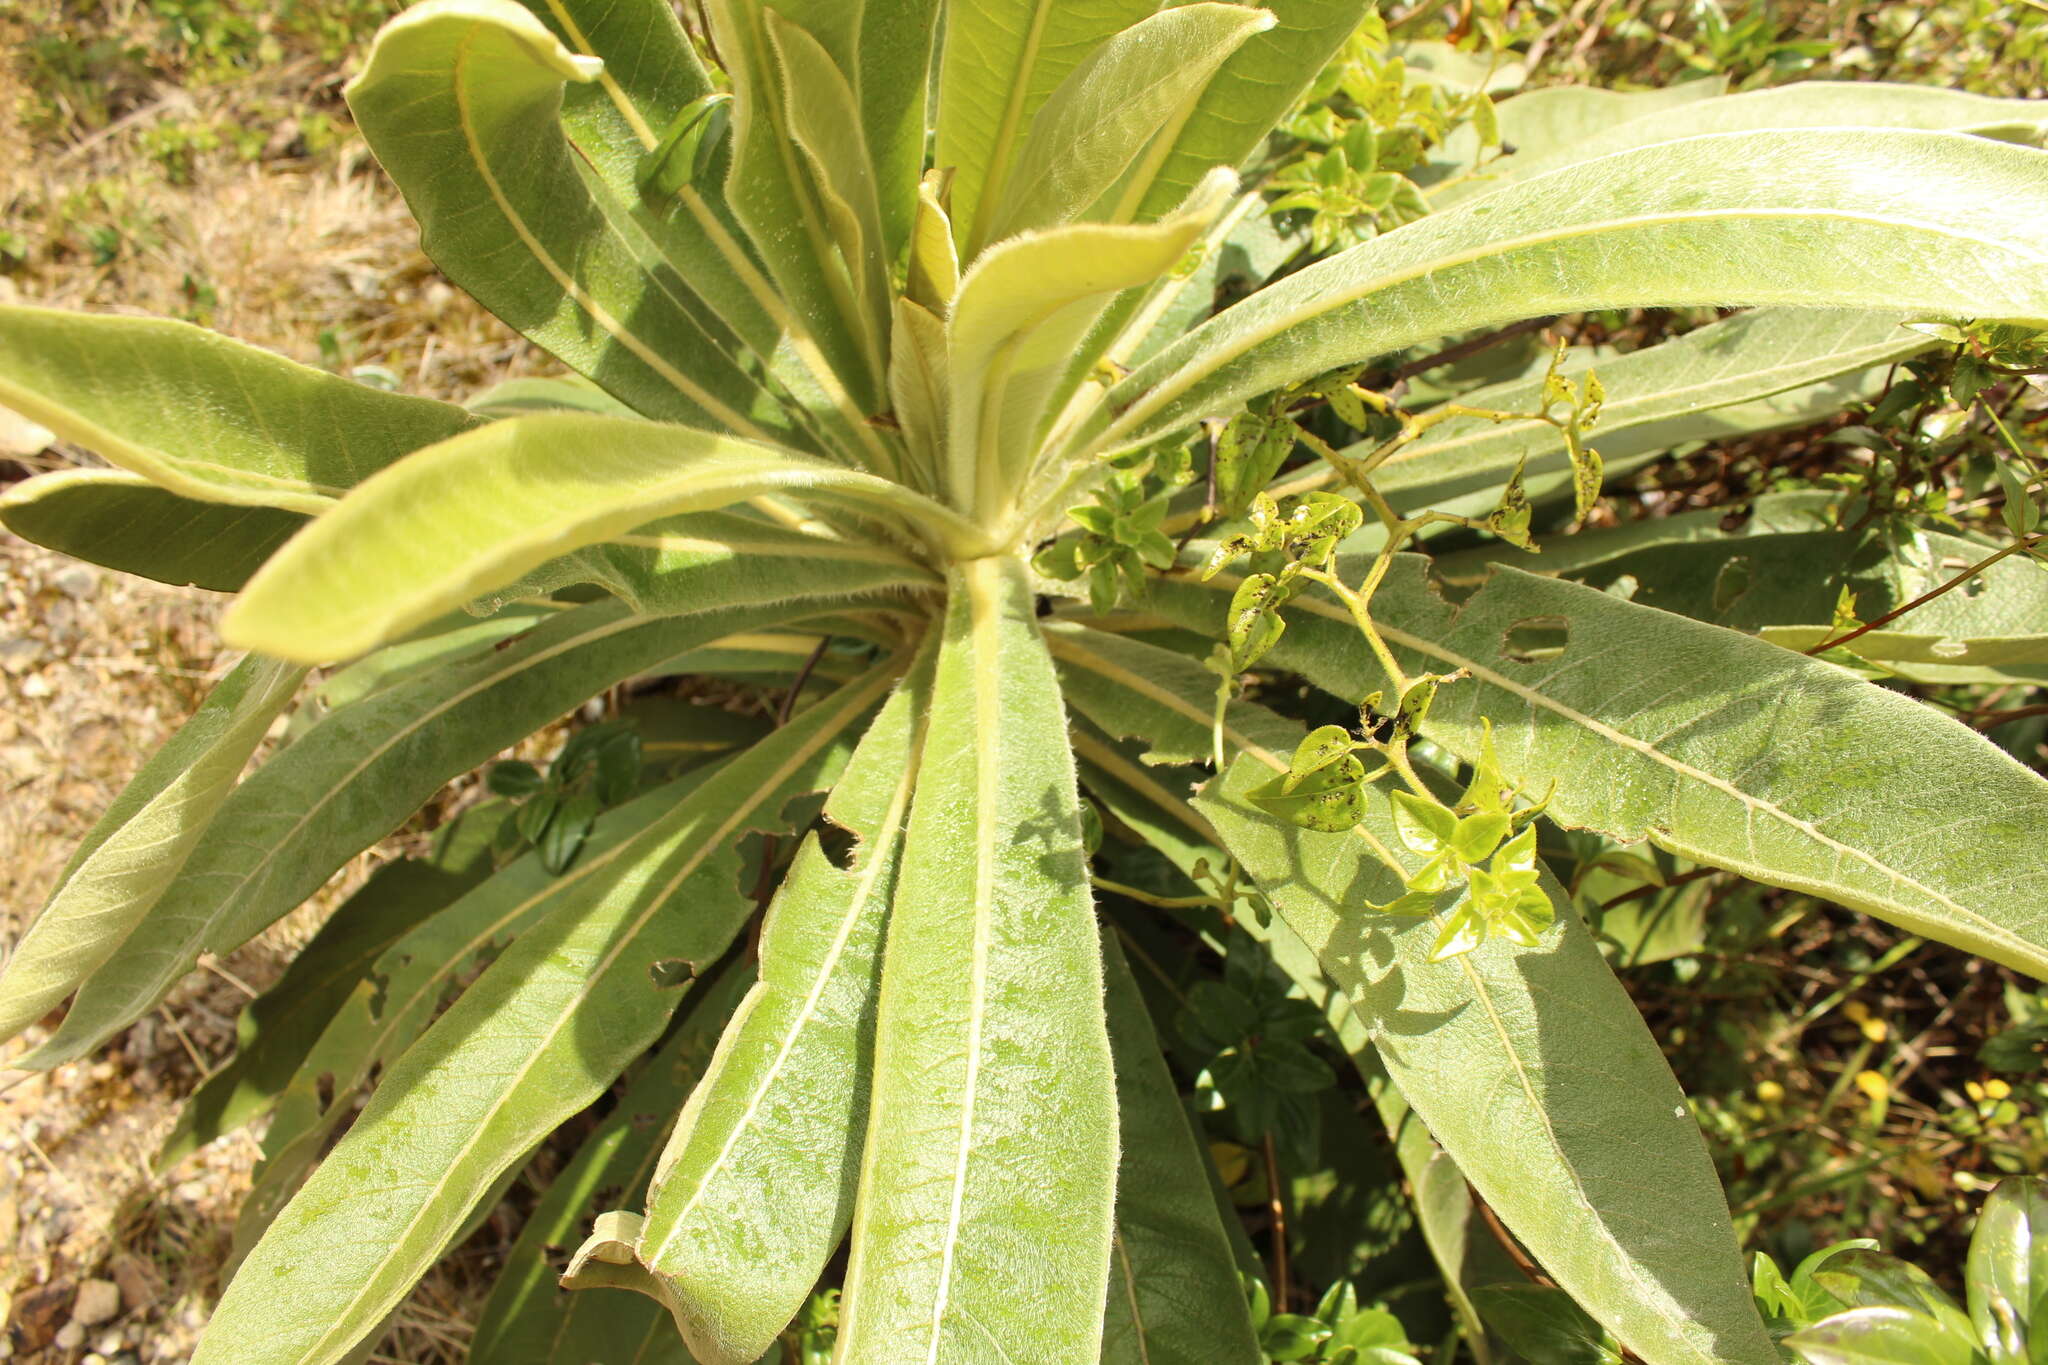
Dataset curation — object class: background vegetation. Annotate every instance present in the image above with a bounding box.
[2,1,2046,1360]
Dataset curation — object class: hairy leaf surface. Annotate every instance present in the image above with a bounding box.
[837,556,1118,1363]
[1098,931,1263,1365]
[195,664,897,1365]
[632,656,929,1363]
[347,0,797,441]
[0,656,303,1050]
[1161,560,2048,976]
[222,413,962,662]
[468,967,752,1365]
[1197,755,1775,1365]
[936,0,1158,257]
[156,803,512,1171]
[27,597,844,1067]
[0,304,475,511]
[1085,129,2048,456]
[982,4,1272,243]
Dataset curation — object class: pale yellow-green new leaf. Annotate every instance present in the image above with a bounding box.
[0,304,476,512]
[221,413,979,664]
[0,656,303,1050]
[981,3,1273,243]
[629,655,929,1364]
[947,169,1236,521]
[1083,128,2048,458]
[836,556,1118,1363]
[1122,0,1362,224]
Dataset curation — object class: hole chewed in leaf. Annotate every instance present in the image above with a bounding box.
[648,958,696,989]
[1501,615,1571,664]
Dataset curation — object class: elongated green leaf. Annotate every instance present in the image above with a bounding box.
[1374,371,1895,553]
[1099,931,1263,1365]
[220,413,969,663]
[230,757,735,1259]
[0,304,476,512]
[194,663,897,1365]
[1054,622,1769,1359]
[702,0,886,406]
[1067,706,1490,1364]
[937,0,1159,258]
[838,556,1118,1362]
[1125,0,1363,224]
[27,595,842,1068]
[1233,309,1930,531]
[468,505,941,624]
[0,655,304,1051]
[499,0,886,466]
[1084,129,2048,457]
[465,375,640,420]
[751,0,939,261]
[948,170,1236,519]
[766,12,893,370]
[469,965,752,1365]
[983,4,1273,243]
[1163,557,2048,977]
[347,0,799,442]
[0,469,305,591]
[157,803,511,1171]
[1446,81,2048,208]
[1196,756,1775,1365]
[629,655,928,1364]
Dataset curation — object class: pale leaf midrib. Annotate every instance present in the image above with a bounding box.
[1188,571,2029,955]
[926,561,1005,1361]
[296,667,896,1363]
[966,0,1060,253]
[1071,624,1713,1356]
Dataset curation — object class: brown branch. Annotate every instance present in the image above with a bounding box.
[1262,1132,1291,1311]
[1805,534,2047,657]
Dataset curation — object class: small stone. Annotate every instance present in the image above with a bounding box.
[19,673,51,700]
[52,566,99,600]
[73,1279,121,1326]
[97,1329,124,1353]
[55,1322,85,1351]
[83,1354,109,1365]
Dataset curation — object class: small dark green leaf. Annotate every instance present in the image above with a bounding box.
[486,761,544,798]
[542,791,601,873]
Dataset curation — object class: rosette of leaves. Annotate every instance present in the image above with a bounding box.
[4,2,2048,1362]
